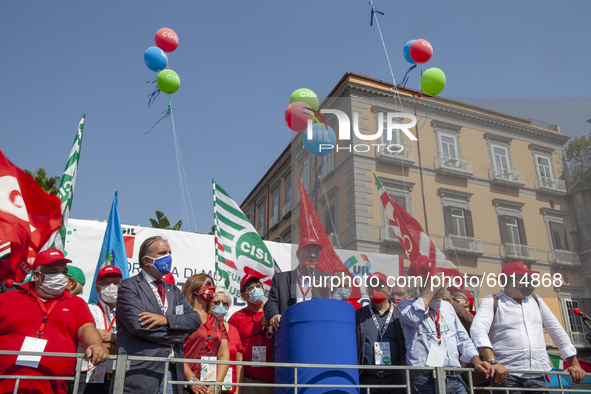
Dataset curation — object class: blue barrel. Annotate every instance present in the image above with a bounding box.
[275,298,359,394]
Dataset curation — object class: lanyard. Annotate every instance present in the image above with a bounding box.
[97,302,116,332]
[430,311,441,339]
[32,294,59,339]
[296,273,311,300]
[204,316,212,356]
[247,308,264,346]
[148,280,168,314]
[369,303,394,341]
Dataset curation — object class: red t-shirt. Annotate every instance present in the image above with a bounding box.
[184,314,229,375]
[225,323,244,393]
[0,282,95,394]
[228,307,274,382]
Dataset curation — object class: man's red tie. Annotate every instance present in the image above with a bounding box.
[154,280,165,302]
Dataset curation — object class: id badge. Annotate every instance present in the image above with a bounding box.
[200,356,217,382]
[176,305,184,315]
[15,337,47,368]
[86,360,107,383]
[374,342,391,365]
[222,365,233,391]
[252,346,266,363]
[425,343,447,367]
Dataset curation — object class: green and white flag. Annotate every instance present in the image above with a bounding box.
[45,114,85,252]
[213,179,279,299]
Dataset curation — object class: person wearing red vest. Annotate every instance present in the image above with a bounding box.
[0,248,108,394]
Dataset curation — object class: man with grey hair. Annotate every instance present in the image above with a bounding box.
[116,236,201,394]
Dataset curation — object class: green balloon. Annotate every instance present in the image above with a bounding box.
[290,88,319,111]
[420,68,446,96]
[157,69,181,94]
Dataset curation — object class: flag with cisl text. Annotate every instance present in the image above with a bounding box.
[45,114,85,252]
[213,179,279,299]
[0,149,62,281]
[374,174,463,281]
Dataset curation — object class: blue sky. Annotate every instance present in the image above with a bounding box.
[1,1,590,234]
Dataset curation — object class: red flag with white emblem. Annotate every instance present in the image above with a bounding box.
[0,149,62,281]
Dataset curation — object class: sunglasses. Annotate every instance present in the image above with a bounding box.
[246,283,263,292]
[212,300,229,307]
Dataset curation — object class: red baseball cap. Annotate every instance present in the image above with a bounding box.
[33,248,72,270]
[501,261,538,277]
[240,274,262,293]
[96,266,122,282]
[368,272,389,287]
[448,286,474,309]
[298,237,323,250]
[162,273,176,285]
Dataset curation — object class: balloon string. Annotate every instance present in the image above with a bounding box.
[147,86,161,107]
[397,64,417,91]
[145,96,172,135]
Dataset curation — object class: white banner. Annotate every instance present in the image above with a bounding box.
[64,219,404,316]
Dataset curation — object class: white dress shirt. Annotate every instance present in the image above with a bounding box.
[470,290,577,377]
[86,299,117,373]
[399,297,479,367]
[296,268,313,303]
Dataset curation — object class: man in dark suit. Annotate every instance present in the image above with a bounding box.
[265,237,332,331]
[355,272,406,394]
[116,236,201,394]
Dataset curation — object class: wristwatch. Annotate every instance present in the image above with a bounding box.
[185,375,197,389]
[488,358,499,365]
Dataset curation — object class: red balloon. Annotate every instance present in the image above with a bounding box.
[155,28,179,53]
[409,39,433,64]
[285,101,312,133]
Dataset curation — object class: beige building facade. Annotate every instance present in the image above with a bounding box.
[241,72,590,357]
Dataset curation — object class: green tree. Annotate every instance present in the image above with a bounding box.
[24,167,60,195]
[149,210,183,231]
[565,132,591,183]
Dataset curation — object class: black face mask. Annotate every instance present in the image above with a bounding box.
[520,285,535,297]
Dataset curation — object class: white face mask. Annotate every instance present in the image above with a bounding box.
[100,284,119,304]
[430,299,442,312]
[40,273,68,295]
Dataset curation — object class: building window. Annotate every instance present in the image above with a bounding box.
[285,178,292,205]
[549,220,569,251]
[301,159,309,194]
[258,205,265,236]
[321,149,335,179]
[450,208,468,237]
[499,215,527,245]
[272,192,279,218]
[565,299,584,333]
[505,216,520,244]
[324,206,335,235]
[537,156,552,179]
[440,135,457,161]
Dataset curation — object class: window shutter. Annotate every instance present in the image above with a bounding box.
[498,215,509,244]
[443,206,453,236]
[517,218,528,245]
[464,209,475,238]
[549,222,568,251]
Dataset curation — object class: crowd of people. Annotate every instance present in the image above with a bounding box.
[0,236,587,394]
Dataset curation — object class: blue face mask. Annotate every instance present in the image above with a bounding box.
[213,304,228,317]
[147,254,172,275]
[249,287,264,304]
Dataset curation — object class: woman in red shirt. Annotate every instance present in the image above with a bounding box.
[209,287,244,394]
[183,274,230,394]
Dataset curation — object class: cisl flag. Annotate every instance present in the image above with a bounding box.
[0,149,62,281]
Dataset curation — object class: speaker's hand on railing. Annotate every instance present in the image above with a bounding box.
[490,363,508,385]
[86,344,109,365]
[566,364,585,385]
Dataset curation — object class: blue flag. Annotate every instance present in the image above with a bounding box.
[88,191,129,303]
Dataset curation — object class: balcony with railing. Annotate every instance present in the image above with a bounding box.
[535,175,566,195]
[257,227,265,237]
[282,202,291,218]
[500,243,537,262]
[376,145,415,167]
[569,331,591,348]
[328,232,340,247]
[489,167,525,188]
[435,155,473,178]
[269,214,279,230]
[380,225,401,245]
[549,249,581,267]
[444,235,484,257]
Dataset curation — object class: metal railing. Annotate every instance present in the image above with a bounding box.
[549,249,582,267]
[377,146,415,166]
[282,202,291,218]
[269,214,279,229]
[536,175,567,194]
[444,235,484,256]
[500,243,537,261]
[381,225,401,245]
[435,155,473,177]
[1,350,590,394]
[489,167,525,186]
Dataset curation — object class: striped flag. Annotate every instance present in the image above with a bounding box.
[45,115,85,251]
[374,174,462,279]
[213,179,278,299]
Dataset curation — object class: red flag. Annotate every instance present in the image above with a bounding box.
[374,174,463,282]
[298,178,363,299]
[0,149,62,281]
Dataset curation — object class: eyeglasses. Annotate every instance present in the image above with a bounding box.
[246,283,263,292]
[212,300,229,307]
[99,280,122,286]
